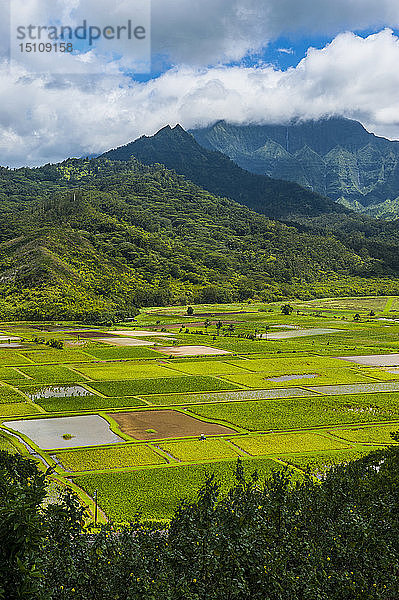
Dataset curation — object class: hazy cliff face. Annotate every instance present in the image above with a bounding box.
[191,119,399,219]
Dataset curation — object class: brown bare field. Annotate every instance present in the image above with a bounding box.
[108,409,236,440]
[156,345,231,356]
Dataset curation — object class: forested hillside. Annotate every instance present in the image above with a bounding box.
[191,118,399,218]
[0,155,398,318]
[101,124,399,271]
[102,124,346,220]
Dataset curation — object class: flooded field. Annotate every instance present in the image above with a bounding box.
[156,345,231,356]
[109,409,236,440]
[144,387,318,405]
[309,381,399,395]
[338,354,399,367]
[266,374,319,382]
[266,328,343,340]
[26,385,92,400]
[3,415,123,449]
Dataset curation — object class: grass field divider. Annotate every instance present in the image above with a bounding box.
[75,383,111,398]
[383,297,395,314]
[0,424,61,474]
[68,452,276,478]
[64,477,108,525]
[213,375,254,389]
[151,444,180,463]
[77,381,153,406]
[137,388,320,407]
[14,352,36,365]
[145,432,244,444]
[50,453,74,474]
[270,457,318,479]
[1,404,144,421]
[225,439,252,457]
[324,428,398,447]
[64,365,96,381]
[0,428,32,457]
[178,407,248,434]
[2,381,47,413]
[356,371,398,382]
[99,411,134,442]
[12,366,34,380]
[221,360,258,372]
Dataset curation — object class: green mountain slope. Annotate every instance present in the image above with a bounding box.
[0,157,396,319]
[190,118,399,219]
[99,123,399,271]
[102,124,346,220]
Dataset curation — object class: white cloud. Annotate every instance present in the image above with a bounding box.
[151,0,399,65]
[1,29,399,166]
[277,48,294,55]
[3,0,399,67]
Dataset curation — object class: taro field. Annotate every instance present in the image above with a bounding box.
[2,296,399,522]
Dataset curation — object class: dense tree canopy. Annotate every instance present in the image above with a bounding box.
[1,448,399,599]
[0,155,399,318]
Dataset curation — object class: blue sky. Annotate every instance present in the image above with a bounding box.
[259,27,399,71]
[2,1,399,166]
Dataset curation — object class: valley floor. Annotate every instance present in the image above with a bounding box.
[2,295,399,522]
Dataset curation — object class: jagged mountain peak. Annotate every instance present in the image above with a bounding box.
[101,122,347,220]
[190,118,399,217]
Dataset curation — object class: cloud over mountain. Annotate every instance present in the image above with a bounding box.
[1,29,399,166]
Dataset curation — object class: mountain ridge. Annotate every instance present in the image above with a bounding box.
[0,154,396,319]
[190,118,399,218]
[0,130,398,319]
[101,123,347,220]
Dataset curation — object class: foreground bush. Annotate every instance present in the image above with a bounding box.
[1,449,399,599]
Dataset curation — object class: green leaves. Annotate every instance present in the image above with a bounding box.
[2,450,399,598]
[0,451,47,600]
[0,153,398,318]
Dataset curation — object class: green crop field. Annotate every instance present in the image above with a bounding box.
[20,349,93,364]
[0,351,32,366]
[231,432,349,456]
[0,367,31,383]
[0,384,28,404]
[76,457,284,521]
[74,362,182,381]
[83,345,163,360]
[0,402,41,417]
[328,424,399,445]
[16,365,84,384]
[89,376,241,397]
[187,394,399,431]
[56,444,166,472]
[356,368,399,381]
[2,298,399,521]
[158,438,242,462]
[36,395,147,413]
[226,356,356,373]
[166,360,253,376]
[0,434,18,453]
[280,447,381,474]
[221,368,377,388]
